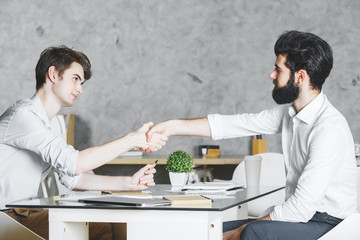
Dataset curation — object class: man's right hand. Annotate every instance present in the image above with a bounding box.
[223,227,243,240]
[146,121,170,142]
[143,121,171,152]
[144,118,211,152]
[128,122,168,152]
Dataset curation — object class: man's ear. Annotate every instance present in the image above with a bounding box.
[295,69,309,86]
[47,66,58,83]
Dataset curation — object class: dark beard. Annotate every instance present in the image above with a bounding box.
[272,74,300,104]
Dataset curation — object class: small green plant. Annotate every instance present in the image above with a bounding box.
[166,150,193,173]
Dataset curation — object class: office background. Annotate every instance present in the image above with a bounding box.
[1,0,359,178]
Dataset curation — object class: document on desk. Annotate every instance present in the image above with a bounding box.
[55,192,104,202]
[78,196,171,207]
[181,182,243,195]
[101,190,152,198]
[56,191,152,202]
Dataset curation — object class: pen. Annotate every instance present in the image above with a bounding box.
[200,195,213,202]
[138,160,158,186]
[226,186,244,191]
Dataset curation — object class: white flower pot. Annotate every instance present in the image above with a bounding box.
[169,172,188,187]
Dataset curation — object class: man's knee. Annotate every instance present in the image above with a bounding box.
[241,221,269,240]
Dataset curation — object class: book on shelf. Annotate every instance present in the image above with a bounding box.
[163,195,212,206]
[119,150,143,157]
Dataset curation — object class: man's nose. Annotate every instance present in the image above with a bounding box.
[77,84,83,94]
[269,70,276,79]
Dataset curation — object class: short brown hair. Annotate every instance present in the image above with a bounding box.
[35,46,92,90]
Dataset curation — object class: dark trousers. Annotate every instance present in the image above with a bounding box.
[3,208,114,240]
[223,212,342,240]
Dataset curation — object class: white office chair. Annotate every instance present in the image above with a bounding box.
[318,166,360,240]
[247,152,286,217]
[0,211,44,240]
[215,152,286,219]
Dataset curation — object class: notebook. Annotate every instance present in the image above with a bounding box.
[163,195,212,205]
[78,196,171,207]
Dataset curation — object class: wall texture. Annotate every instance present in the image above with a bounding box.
[1,0,360,177]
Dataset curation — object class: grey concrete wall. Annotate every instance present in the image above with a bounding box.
[1,0,360,178]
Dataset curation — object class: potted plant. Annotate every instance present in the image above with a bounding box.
[166,150,193,187]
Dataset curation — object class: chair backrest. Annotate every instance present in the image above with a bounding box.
[231,161,246,186]
[232,152,285,187]
[0,212,44,240]
[256,152,285,186]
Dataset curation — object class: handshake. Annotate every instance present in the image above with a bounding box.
[129,121,170,153]
[128,118,209,153]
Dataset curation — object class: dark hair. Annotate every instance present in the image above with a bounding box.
[274,30,333,90]
[35,46,92,91]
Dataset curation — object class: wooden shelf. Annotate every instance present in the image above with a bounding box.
[107,155,244,165]
[108,155,360,166]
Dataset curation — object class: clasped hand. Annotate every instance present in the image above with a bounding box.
[129,163,157,190]
[130,122,168,151]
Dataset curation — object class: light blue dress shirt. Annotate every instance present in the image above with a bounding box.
[0,94,80,209]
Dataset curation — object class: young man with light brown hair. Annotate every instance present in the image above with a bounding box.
[0,46,168,239]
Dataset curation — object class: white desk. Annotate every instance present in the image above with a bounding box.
[7,185,284,240]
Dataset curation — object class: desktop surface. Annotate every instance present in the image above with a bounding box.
[6,184,284,240]
[7,184,284,211]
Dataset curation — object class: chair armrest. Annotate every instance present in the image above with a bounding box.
[318,213,360,240]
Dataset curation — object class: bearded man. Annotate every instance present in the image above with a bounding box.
[145,30,358,240]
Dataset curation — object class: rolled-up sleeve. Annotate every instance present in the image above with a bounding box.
[56,171,82,190]
[207,105,286,140]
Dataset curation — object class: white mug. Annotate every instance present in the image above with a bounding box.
[244,155,262,187]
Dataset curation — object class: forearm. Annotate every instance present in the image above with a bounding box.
[76,136,134,175]
[164,118,211,137]
[73,173,132,191]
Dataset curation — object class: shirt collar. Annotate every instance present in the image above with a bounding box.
[31,94,51,127]
[288,92,325,125]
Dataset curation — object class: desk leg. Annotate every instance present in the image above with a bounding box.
[209,214,222,240]
[49,220,88,240]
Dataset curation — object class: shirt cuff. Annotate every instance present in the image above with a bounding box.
[207,114,223,140]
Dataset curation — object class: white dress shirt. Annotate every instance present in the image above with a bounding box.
[208,92,358,222]
[0,94,80,209]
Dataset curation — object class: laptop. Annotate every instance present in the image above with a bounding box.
[78,196,171,207]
